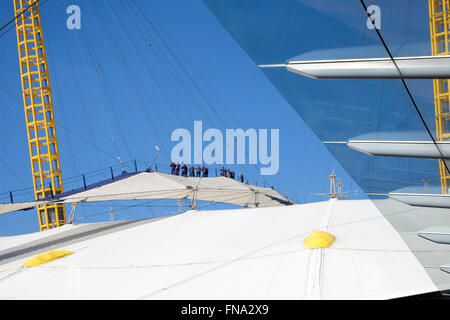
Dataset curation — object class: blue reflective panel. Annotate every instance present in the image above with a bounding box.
[202,0,440,195]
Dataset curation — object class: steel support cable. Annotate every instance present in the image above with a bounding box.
[0,0,58,190]
[131,0,238,131]
[107,0,196,125]
[127,1,233,128]
[117,54,172,162]
[360,0,450,178]
[358,3,406,193]
[98,59,145,162]
[77,203,179,208]
[107,0,195,125]
[130,1,268,187]
[4,4,80,212]
[44,115,116,160]
[118,1,260,181]
[0,88,22,103]
[117,53,171,161]
[0,111,29,160]
[0,0,40,32]
[95,65,134,162]
[145,36,216,125]
[76,2,134,163]
[143,45,198,123]
[84,1,166,162]
[50,1,102,169]
[141,44,199,123]
[159,0,295,194]
[0,69,117,161]
[80,18,135,165]
[76,190,271,220]
[122,0,216,126]
[94,67,146,162]
[44,3,79,175]
[62,3,123,162]
[0,0,71,190]
[202,67,293,189]
[45,59,78,175]
[105,0,200,142]
[149,47,205,122]
[74,22,124,161]
[1,162,143,203]
[124,2,281,191]
[0,98,29,146]
[4,67,80,185]
[62,1,120,157]
[73,191,188,222]
[0,0,49,39]
[28,182,285,205]
[192,191,271,209]
[73,202,163,222]
[122,11,234,178]
[0,154,27,186]
[71,36,123,161]
[121,1,214,126]
[0,136,28,168]
[90,0,174,132]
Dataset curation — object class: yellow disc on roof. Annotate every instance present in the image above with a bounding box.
[304,231,335,249]
[23,250,74,267]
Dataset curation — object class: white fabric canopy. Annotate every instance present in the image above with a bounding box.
[0,172,293,215]
[0,199,439,299]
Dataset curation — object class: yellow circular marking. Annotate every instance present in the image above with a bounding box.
[23,250,74,267]
[304,231,335,249]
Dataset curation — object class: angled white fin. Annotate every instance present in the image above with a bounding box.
[346,140,450,159]
[267,55,450,79]
[389,192,450,208]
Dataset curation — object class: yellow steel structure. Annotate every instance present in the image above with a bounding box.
[429,0,450,194]
[14,0,66,230]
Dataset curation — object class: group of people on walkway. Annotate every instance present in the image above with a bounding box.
[169,162,244,183]
[220,167,244,183]
[170,162,209,177]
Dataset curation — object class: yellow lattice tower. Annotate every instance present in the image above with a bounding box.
[429,0,450,194]
[14,0,66,230]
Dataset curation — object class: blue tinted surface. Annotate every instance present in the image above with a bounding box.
[202,0,440,195]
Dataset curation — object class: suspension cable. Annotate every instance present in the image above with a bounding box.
[360,0,450,178]
[0,0,48,38]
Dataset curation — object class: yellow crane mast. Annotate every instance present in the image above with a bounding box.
[429,0,450,194]
[14,0,66,230]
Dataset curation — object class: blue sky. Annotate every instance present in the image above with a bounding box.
[0,0,368,235]
[202,0,440,195]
